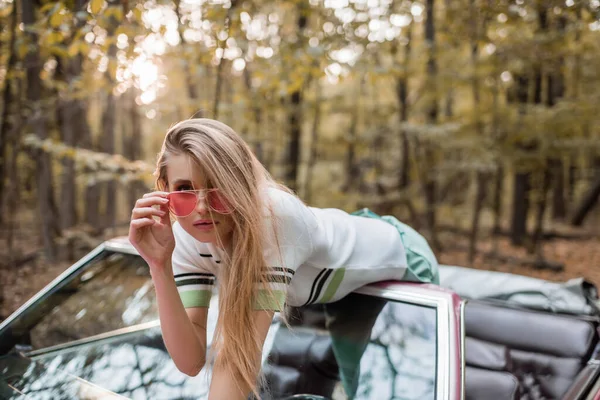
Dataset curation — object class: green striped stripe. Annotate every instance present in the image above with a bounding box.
[180,290,212,308]
[318,268,346,303]
[253,290,285,311]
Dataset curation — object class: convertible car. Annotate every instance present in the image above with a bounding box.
[1,237,599,400]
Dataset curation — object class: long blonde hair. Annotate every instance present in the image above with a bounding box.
[155,118,285,398]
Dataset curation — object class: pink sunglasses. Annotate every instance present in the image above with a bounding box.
[167,189,234,217]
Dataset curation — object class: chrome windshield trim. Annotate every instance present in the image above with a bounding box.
[355,283,462,400]
[104,239,139,256]
[459,300,467,400]
[26,320,161,358]
[0,243,108,333]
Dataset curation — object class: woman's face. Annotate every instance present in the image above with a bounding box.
[166,153,235,248]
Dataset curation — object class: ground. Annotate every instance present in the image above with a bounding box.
[1,210,599,322]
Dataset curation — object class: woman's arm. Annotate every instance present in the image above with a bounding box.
[152,264,208,376]
[208,309,274,400]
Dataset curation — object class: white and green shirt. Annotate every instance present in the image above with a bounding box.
[172,187,431,312]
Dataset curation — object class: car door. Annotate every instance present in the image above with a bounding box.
[262,281,466,400]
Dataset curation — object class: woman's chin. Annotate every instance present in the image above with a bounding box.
[192,232,218,244]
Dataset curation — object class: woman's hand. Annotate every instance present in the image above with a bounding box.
[129,191,175,271]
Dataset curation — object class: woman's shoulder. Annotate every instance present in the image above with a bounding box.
[263,186,307,217]
[262,185,318,240]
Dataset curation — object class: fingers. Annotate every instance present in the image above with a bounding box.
[132,206,166,220]
[135,195,169,209]
[158,202,172,224]
[131,192,173,230]
[143,191,169,198]
[130,218,156,230]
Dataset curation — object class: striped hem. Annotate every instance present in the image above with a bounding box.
[253,289,286,311]
[180,290,212,308]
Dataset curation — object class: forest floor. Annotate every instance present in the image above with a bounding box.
[1,207,599,321]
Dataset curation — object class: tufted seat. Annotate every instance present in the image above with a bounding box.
[261,326,339,399]
[464,301,599,400]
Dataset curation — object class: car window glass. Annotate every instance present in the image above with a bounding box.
[352,298,437,400]
[260,295,438,400]
[0,251,158,353]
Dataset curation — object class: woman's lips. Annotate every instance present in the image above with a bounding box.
[193,220,217,231]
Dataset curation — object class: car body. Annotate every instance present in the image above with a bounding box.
[0,237,598,400]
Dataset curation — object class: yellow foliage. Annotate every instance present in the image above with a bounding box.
[47,31,63,45]
[90,0,105,15]
[68,42,79,57]
[105,6,123,22]
[133,7,143,21]
[17,43,29,59]
[49,11,64,28]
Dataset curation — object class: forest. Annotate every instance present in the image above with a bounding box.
[0,0,599,320]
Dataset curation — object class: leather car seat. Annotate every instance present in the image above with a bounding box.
[464,301,599,400]
[261,326,339,399]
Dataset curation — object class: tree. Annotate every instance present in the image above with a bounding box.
[22,0,61,260]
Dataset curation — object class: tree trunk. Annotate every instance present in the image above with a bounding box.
[551,159,566,220]
[174,0,198,107]
[571,174,600,226]
[395,25,412,189]
[547,18,566,220]
[284,4,308,192]
[243,65,263,162]
[304,81,321,204]
[123,88,144,209]
[492,164,503,234]
[5,66,23,264]
[423,0,439,250]
[57,0,89,233]
[469,172,487,262]
[342,78,363,193]
[212,0,239,119]
[467,0,486,263]
[509,69,534,247]
[511,172,530,246]
[568,155,577,205]
[22,0,61,260]
[100,3,120,233]
[0,2,17,228]
[531,168,552,256]
[58,95,78,230]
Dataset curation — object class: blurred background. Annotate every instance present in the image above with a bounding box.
[0,0,599,320]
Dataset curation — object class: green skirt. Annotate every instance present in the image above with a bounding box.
[351,208,439,285]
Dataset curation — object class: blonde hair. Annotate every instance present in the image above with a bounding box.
[155,118,287,398]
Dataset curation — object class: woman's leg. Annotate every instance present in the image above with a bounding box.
[324,293,387,399]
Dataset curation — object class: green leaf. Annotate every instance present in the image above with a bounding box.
[90,0,105,14]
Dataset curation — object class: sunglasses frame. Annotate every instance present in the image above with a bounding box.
[167,188,234,217]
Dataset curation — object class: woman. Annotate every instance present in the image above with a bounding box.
[129,118,439,400]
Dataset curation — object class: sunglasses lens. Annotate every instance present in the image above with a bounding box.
[207,191,232,214]
[168,192,196,216]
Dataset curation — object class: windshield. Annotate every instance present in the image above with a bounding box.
[0,251,158,355]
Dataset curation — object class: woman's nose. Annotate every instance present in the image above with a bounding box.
[195,194,209,214]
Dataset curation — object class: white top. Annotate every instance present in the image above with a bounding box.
[171,187,410,310]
